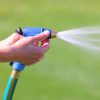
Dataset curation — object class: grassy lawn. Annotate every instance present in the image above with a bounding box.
[0,0,100,100]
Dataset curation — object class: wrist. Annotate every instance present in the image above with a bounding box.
[0,46,16,62]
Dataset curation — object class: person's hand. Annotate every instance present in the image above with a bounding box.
[0,31,50,66]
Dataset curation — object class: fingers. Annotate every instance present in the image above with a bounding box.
[41,39,50,53]
[31,39,50,55]
[22,55,44,66]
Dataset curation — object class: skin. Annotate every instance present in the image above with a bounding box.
[0,31,50,66]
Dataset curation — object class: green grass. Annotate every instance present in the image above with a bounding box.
[0,0,100,100]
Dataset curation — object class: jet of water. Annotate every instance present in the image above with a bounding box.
[57,27,100,52]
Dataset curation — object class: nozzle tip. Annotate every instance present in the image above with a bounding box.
[51,32,57,38]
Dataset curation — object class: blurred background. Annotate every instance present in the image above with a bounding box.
[0,0,100,100]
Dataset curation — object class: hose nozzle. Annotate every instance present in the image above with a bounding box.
[51,32,57,38]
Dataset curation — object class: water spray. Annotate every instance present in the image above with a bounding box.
[3,26,100,99]
[57,27,100,51]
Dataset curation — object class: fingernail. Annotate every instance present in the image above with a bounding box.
[43,31,50,38]
[43,30,50,35]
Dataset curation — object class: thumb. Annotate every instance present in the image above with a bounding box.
[21,30,50,45]
[33,30,50,42]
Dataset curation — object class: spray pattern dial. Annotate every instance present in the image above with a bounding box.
[10,27,52,71]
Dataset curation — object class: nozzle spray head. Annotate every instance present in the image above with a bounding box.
[15,27,56,39]
[22,27,57,39]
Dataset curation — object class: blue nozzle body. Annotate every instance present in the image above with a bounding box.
[11,27,52,71]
